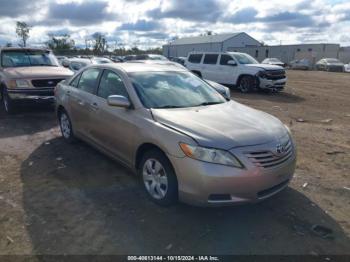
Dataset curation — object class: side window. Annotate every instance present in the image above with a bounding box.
[70,74,81,87]
[220,55,233,65]
[203,54,218,65]
[188,54,203,64]
[97,70,128,99]
[77,68,101,94]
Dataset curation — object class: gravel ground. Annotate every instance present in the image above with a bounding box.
[0,70,349,255]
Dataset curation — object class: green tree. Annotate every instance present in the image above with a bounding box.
[46,34,75,51]
[92,32,108,54]
[16,21,31,47]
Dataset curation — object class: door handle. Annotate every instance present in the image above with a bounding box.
[66,90,71,97]
[90,102,99,111]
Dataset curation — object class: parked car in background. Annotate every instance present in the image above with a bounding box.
[204,79,231,100]
[65,58,93,72]
[169,57,186,65]
[63,57,113,72]
[55,62,296,206]
[262,58,286,67]
[344,62,350,73]
[289,59,312,70]
[0,47,73,113]
[315,58,344,72]
[124,54,169,62]
[91,57,113,64]
[185,51,287,93]
[56,55,68,65]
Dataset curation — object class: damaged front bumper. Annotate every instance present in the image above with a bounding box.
[258,77,287,90]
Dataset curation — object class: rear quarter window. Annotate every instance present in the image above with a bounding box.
[188,54,203,64]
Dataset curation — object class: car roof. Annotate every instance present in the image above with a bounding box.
[91,62,188,73]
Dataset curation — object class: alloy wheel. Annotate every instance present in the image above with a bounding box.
[142,159,168,200]
[60,113,71,139]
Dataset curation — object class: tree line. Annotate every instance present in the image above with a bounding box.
[4,21,162,56]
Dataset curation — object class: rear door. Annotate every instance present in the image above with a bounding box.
[201,54,219,81]
[68,68,102,137]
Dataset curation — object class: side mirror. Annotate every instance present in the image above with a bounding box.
[227,60,237,66]
[107,95,131,108]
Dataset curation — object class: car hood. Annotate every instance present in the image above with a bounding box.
[3,66,74,79]
[245,64,284,71]
[151,101,287,149]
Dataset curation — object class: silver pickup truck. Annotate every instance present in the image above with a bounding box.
[0,47,73,113]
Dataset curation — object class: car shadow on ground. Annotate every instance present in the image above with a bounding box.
[0,104,57,139]
[20,137,350,255]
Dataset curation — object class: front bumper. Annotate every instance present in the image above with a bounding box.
[169,139,296,206]
[258,77,287,90]
[7,88,55,103]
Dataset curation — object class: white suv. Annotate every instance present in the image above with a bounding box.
[185,52,287,93]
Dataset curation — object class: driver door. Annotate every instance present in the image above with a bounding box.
[216,54,238,85]
[88,69,137,166]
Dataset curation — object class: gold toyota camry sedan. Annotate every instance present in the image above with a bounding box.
[55,62,296,206]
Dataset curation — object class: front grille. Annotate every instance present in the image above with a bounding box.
[257,179,289,198]
[31,79,64,88]
[244,139,293,169]
[265,70,286,80]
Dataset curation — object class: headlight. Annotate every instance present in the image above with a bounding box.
[257,70,268,78]
[8,79,31,88]
[179,143,244,168]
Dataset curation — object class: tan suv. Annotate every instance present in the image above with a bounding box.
[55,63,296,206]
[0,47,73,113]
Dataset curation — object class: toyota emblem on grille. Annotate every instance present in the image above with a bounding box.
[275,143,286,156]
[48,81,54,85]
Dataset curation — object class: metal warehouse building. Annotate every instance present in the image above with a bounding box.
[163,32,348,64]
[233,43,340,64]
[163,32,261,58]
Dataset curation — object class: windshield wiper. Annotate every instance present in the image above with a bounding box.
[153,105,183,109]
[195,101,223,107]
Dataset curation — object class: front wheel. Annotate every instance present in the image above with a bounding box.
[2,88,15,114]
[139,149,178,206]
[238,76,255,93]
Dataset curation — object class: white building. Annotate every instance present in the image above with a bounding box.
[163,32,261,58]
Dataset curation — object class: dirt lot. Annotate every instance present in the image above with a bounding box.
[0,70,349,255]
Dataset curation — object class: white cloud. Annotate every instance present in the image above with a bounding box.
[0,0,349,49]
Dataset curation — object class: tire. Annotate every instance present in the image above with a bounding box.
[58,110,76,143]
[139,149,178,206]
[1,88,15,114]
[238,75,254,93]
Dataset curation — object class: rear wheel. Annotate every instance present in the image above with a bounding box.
[139,149,178,206]
[59,110,76,143]
[238,76,254,93]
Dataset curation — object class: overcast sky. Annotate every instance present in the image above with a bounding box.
[0,0,349,49]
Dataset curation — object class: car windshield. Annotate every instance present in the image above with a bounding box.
[269,58,281,62]
[129,71,226,109]
[1,50,59,67]
[232,53,258,64]
[325,58,341,63]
